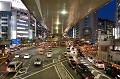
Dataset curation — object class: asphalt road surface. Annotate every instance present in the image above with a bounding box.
[0,46,114,79]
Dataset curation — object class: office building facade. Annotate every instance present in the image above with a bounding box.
[115,0,120,40]
[67,12,98,42]
[0,1,46,40]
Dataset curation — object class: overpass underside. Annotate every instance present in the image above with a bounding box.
[21,0,111,36]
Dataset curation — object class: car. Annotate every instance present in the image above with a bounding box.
[87,55,94,63]
[24,54,31,59]
[76,63,94,79]
[66,47,70,52]
[15,54,20,58]
[78,53,85,59]
[38,50,44,55]
[5,57,12,65]
[34,58,41,66]
[7,61,22,72]
[67,56,74,61]
[62,52,68,57]
[48,49,52,52]
[46,52,52,58]
[14,47,20,51]
[68,60,76,69]
[104,65,120,79]
[92,59,105,69]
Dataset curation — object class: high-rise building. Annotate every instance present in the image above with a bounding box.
[10,8,29,39]
[67,12,98,42]
[98,18,114,35]
[0,0,47,41]
[115,0,120,40]
[0,1,11,39]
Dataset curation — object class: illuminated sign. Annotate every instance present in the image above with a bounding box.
[17,35,28,37]
[20,15,28,19]
[12,39,20,44]
[17,23,28,26]
[17,31,28,33]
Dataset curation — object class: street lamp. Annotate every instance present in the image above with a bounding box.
[61,3,67,15]
[61,9,67,15]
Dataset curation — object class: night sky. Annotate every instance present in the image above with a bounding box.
[98,0,116,22]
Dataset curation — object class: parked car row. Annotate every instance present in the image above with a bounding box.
[67,58,95,79]
[104,63,120,79]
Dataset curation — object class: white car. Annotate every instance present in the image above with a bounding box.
[34,58,41,65]
[15,54,20,58]
[87,55,94,63]
[24,54,31,59]
[92,59,105,69]
[47,52,52,58]
[67,56,74,61]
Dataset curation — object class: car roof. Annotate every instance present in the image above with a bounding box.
[9,61,20,64]
[77,63,88,68]
[35,58,40,60]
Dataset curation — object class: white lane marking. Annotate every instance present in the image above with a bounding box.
[88,66,111,79]
[53,59,62,79]
[83,63,89,66]
[91,70,95,74]
[80,60,83,61]
[13,67,28,78]
[42,58,66,67]
[81,62,86,63]
[22,65,54,79]
[61,63,74,79]
[22,60,27,66]
[95,74,101,79]
[14,59,67,78]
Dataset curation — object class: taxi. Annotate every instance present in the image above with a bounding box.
[62,52,68,57]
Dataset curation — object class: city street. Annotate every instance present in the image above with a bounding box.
[0,46,114,79]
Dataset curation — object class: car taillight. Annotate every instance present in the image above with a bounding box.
[85,77,89,79]
[5,62,8,65]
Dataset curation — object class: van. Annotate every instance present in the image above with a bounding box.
[7,61,22,72]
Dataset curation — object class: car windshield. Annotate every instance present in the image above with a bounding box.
[64,53,67,54]
[67,50,70,52]
[78,64,88,69]
[35,58,40,61]
[90,57,93,59]
[82,69,89,72]
[48,53,51,54]
[69,56,73,58]
[25,54,29,56]
[98,61,103,64]
[8,64,15,68]
[71,61,76,65]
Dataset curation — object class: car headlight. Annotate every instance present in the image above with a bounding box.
[85,77,89,79]
[117,75,120,78]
